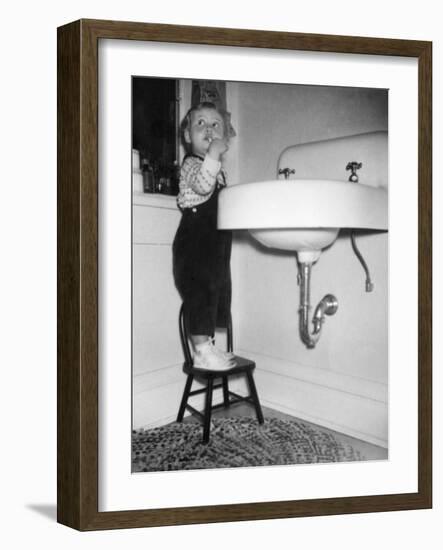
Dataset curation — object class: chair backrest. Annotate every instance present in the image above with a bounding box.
[178,304,233,366]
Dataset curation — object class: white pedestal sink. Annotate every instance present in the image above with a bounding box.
[218,179,388,262]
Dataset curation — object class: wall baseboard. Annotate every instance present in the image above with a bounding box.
[258,396,387,449]
[240,349,388,448]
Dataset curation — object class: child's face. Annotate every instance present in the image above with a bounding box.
[185,107,225,157]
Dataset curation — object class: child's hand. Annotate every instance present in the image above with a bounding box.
[208,138,229,160]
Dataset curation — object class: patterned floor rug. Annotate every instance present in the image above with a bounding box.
[132,417,365,472]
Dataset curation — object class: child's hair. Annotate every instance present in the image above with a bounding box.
[180,101,236,151]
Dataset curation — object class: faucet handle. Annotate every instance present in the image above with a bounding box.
[346,161,363,183]
[278,167,296,179]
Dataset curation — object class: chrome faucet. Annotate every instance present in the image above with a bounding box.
[346,161,362,183]
[278,167,296,179]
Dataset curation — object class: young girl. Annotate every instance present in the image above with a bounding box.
[173,102,236,371]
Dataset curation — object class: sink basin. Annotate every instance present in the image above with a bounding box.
[249,227,340,261]
[218,179,388,262]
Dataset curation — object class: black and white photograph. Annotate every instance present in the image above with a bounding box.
[131,76,389,473]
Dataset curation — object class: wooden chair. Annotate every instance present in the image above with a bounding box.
[176,304,264,443]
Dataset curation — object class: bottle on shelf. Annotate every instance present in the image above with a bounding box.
[141,158,156,193]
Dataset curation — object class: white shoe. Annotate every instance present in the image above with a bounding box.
[193,340,236,371]
[209,338,235,362]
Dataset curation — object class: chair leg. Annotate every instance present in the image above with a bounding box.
[176,373,194,422]
[222,376,230,408]
[246,371,264,424]
[202,378,214,444]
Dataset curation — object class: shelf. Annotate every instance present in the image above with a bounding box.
[132,191,178,211]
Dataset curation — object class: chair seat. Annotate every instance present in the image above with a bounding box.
[183,355,255,377]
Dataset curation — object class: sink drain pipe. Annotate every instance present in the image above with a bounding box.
[298,261,338,349]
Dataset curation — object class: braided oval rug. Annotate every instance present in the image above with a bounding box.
[132,417,365,472]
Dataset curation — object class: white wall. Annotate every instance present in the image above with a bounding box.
[238,82,388,183]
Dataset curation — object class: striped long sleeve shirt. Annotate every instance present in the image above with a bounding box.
[176,154,227,210]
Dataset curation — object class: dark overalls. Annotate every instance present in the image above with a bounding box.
[173,172,232,336]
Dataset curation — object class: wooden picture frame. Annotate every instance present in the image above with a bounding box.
[57,19,432,530]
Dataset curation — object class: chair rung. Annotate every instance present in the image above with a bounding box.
[227,390,244,400]
[211,394,253,410]
[211,401,228,411]
[228,396,253,406]
[189,383,224,397]
[189,388,206,397]
[185,404,204,419]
